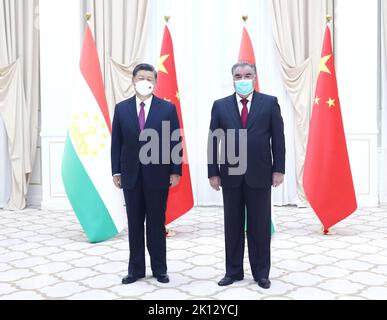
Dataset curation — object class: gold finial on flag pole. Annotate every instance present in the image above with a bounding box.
[85,12,92,21]
[326,15,332,23]
[242,15,248,23]
[164,16,170,23]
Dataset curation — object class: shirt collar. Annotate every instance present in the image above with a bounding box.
[136,95,153,107]
[236,92,253,103]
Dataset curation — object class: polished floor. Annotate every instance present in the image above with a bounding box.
[0,205,387,300]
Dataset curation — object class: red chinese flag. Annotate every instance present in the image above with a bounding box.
[238,26,259,92]
[154,25,194,225]
[303,26,357,231]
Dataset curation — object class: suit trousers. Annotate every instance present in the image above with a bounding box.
[123,165,169,277]
[222,179,271,280]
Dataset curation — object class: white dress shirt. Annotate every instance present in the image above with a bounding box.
[136,95,153,122]
[236,93,252,115]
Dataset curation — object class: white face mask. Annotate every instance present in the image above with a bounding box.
[135,80,154,97]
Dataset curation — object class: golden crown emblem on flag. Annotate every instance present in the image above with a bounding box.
[70,113,108,156]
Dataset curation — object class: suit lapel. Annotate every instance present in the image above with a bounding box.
[144,95,161,129]
[125,96,140,133]
[230,94,242,129]
[247,92,263,129]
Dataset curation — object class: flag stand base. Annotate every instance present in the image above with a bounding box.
[165,228,176,237]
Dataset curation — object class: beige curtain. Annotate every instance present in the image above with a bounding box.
[0,0,40,210]
[108,58,139,107]
[0,61,30,209]
[0,101,12,207]
[86,0,149,114]
[270,0,333,205]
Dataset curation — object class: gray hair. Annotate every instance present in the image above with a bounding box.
[231,61,257,75]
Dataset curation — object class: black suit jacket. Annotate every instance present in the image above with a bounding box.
[111,95,182,190]
[207,92,285,188]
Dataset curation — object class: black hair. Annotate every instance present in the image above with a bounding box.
[132,63,157,80]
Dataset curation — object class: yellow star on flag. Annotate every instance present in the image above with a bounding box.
[175,91,180,100]
[158,54,170,74]
[326,97,335,108]
[319,54,332,75]
[314,97,321,105]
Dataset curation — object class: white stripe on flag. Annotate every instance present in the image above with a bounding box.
[69,70,127,232]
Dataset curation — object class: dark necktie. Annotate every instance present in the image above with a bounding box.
[240,98,249,128]
[138,101,145,131]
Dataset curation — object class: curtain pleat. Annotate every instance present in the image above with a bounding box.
[270,0,333,205]
[0,0,40,210]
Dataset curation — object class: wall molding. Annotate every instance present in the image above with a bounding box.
[347,133,379,207]
[41,135,71,209]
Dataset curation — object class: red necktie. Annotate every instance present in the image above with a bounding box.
[138,101,145,131]
[240,98,249,128]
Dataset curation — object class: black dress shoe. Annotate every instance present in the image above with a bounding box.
[155,274,170,283]
[218,276,244,286]
[257,278,271,289]
[121,274,144,285]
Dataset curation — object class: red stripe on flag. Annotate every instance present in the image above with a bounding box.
[238,26,260,92]
[154,26,194,225]
[303,26,357,230]
[79,24,111,133]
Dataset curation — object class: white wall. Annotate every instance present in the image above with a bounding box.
[334,0,380,206]
[39,0,82,209]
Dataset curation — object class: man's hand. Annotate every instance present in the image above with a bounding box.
[209,176,221,191]
[113,175,122,189]
[272,172,284,187]
[170,174,180,187]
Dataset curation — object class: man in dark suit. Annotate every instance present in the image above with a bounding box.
[207,62,285,289]
[111,63,181,284]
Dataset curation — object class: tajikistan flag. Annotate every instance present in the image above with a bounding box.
[61,22,126,243]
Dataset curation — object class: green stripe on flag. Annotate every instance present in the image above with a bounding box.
[62,134,118,243]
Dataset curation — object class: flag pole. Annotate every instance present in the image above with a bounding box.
[162,14,175,238]
[326,15,333,32]
[322,14,332,237]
